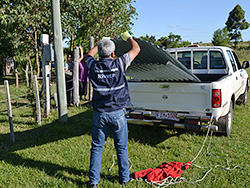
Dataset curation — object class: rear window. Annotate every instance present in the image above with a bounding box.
[210,51,226,69]
[171,50,226,69]
[193,51,207,69]
[176,51,191,69]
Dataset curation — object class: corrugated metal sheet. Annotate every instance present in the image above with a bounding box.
[113,37,201,82]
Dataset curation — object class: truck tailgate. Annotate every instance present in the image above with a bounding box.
[128,82,212,114]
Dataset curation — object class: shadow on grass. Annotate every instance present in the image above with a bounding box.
[0,103,187,187]
[0,107,94,152]
[128,124,183,146]
[4,152,89,187]
[0,106,94,187]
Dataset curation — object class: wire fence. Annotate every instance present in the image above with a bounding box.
[66,78,74,83]
[1,78,76,110]
[66,86,75,92]
[0,76,75,115]
[8,92,31,100]
[11,102,35,111]
[0,87,34,115]
[0,99,6,104]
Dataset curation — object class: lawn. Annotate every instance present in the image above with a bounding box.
[0,75,249,188]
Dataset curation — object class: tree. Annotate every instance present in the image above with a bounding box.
[62,0,137,49]
[0,0,53,83]
[19,0,52,77]
[226,4,250,47]
[154,33,187,49]
[167,32,182,48]
[155,37,168,48]
[0,0,138,80]
[212,27,230,46]
[140,35,156,43]
[0,1,23,86]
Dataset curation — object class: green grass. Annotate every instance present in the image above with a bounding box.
[0,71,250,187]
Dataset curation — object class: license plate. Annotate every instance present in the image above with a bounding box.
[156,112,179,121]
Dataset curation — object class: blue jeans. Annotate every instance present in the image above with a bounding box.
[89,109,129,185]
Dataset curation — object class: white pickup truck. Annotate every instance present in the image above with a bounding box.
[126,45,249,136]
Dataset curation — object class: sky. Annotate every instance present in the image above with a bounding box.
[130,0,250,43]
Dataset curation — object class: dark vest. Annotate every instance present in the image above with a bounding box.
[89,57,131,112]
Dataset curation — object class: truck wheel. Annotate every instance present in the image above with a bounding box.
[242,85,248,105]
[216,102,233,136]
[236,84,248,105]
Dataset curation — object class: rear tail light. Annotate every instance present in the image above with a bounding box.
[212,89,221,108]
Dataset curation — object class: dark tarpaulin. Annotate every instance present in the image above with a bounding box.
[113,37,201,82]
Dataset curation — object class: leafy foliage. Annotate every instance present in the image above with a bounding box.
[140,35,156,43]
[61,0,137,49]
[225,4,250,47]
[0,0,138,75]
[212,27,230,46]
[141,32,190,48]
[0,0,53,77]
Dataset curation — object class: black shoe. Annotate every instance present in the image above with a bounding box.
[89,184,98,188]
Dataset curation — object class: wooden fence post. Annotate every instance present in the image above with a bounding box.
[42,44,51,117]
[54,93,58,111]
[4,80,15,143]
[33,75,41,126]
[89,36,94,101]
[73,47,80,106]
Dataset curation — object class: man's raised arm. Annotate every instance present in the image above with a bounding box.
[121,31,140,62]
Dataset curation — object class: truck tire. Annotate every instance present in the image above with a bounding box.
[242,85,248,105]
[236,83,248,105]
[216,102,233,136]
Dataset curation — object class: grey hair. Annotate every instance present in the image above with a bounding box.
[97,39,115,57]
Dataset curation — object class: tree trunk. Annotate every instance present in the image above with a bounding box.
[28,50,34,84]
[70,35,74,51]
[14,58,18,88]
[25,49,30,87]
[35,27,40,77]
[1,56,6,76]
[11,47,18,88]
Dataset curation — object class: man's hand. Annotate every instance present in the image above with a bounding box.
[121,31,132,41]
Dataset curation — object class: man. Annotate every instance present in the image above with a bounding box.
[64,53,74,106]
[87,32,140,188]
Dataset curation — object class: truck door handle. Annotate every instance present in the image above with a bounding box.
[236,76,238,80]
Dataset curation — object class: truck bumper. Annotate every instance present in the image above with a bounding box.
[127,118,218,131]
[126,110,218,132]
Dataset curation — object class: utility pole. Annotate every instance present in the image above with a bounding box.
[50,0,68,122]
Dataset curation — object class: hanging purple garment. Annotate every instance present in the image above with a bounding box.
[79,61,89,82]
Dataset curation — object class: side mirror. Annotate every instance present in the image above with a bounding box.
[242,61,250,69]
